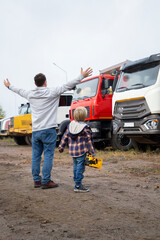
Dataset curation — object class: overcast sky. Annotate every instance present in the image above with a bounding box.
[1,0,160,117]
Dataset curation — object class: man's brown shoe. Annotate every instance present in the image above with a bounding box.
[41,180,58,189]
[34,180,41,188]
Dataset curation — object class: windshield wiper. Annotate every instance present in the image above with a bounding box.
[82,95,91,99]
[129,83,145,89]
[73,96,92,101]
[130,83,145,87]
[117,86,128,91]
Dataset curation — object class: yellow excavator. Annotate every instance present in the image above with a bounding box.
[9,103,32,145]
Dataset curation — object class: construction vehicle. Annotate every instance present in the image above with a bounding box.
[0,117,10,139]
[9,103,32,145]
[70,64,133,150]
[112,53,160,150]
[9,91,73,145]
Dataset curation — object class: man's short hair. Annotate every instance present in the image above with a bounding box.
[74,107,87,121]
[34,73,46,87]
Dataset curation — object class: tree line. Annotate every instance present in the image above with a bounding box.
[0,105,5,118]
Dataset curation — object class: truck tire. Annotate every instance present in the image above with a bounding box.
[13,136,27,145]
[111,133,133,151]
[56,128,67,147]
[25,135,32,145]
[56,120,70,147]
[56,138,61,147]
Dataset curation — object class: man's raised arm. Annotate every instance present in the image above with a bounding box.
[52,67,93,97]
[81,67,93,78]
[4,78,29,100]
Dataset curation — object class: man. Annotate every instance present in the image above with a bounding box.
[4,67,92,189]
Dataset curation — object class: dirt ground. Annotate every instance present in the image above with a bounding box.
[0,140,160,240]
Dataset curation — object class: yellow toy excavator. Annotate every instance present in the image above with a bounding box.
[85,154,103,170]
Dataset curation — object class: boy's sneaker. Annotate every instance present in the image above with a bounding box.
[41,180,58,189]
[74,185,89,193]
[34,180,41,188]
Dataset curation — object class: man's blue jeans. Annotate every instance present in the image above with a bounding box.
[73,153,86,186]
[32,128,57,184]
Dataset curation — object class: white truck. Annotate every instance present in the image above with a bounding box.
[0,117,10,138]
[56,91,73,145]
[112,53,160,150]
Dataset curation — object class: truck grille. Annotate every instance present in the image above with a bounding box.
[114,98,150,120]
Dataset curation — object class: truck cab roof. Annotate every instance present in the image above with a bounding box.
[121,53,160,72]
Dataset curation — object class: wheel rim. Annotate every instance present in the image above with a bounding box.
[118,134,131,146]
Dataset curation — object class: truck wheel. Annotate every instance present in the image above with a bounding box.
[56,134,68,148]
[111,133,133,151]
[25,135,32,145]
[56,139,60,147]
[56,134,62,147]
[13,136,27,145]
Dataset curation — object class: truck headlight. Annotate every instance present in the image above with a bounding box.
[91,128,99,133]
[113,121,118,132]
[144,119,158,130]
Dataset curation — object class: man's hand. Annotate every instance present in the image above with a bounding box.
[81,67,93,78]
[4,79,11,88]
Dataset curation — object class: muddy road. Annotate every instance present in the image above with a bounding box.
[0,140,160,240]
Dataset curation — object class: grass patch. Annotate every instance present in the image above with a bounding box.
[0,137,15,143]
[124,165,160,177]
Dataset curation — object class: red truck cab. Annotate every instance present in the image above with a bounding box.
[70,75,114,120]
[70,74,115,149]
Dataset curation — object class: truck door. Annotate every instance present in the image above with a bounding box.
[99,78,114,119]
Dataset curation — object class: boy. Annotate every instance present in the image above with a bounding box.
[58,107,95,192]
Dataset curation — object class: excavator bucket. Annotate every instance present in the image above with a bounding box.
[85,154,103,170]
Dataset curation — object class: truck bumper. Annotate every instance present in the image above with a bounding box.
[87,120,112,142]
[113,114,160,144]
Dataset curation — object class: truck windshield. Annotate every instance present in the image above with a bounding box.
[73,77,99,100]
[116,64,160,92]
[19,104,31,115]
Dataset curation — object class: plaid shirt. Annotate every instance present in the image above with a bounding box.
[59,125,95,157]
